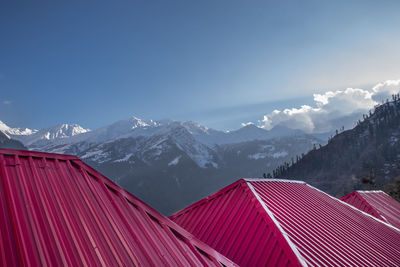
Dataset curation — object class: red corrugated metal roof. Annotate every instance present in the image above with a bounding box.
[340,190,400,229]
[0,148,237,267]
[170,178,400,267]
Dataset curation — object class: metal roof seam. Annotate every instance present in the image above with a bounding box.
[13,155,52,265]
[0,154,30,265]
[89,174,144,265]
[28,157,69,266]
[307,184,400,232]
[202,184,240,245]
[245,181,308,267]
[52,159,96,265]
[66,161,127,265]
[115,192,159,264]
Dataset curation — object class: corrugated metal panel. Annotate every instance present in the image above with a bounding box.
[339,191,384,220]
[171,178,400,267]
[170,180,304,266]
[0,148,237,267]
[341,190,400,229]
[250,179,400,266]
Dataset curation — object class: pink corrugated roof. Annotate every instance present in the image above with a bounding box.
[170,178,400,267]
[341,190,400,229]
[0,148,236,266]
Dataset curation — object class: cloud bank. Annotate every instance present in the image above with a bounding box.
[259,79,400,133]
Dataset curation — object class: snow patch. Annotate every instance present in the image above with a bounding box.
[248,150,288,159]
[390,135,398,146]
[248,153,268,160]
[168,156,182,166]
[81,150,106,159]
[261,144,275,151]
[114,153,134,162]
[81,150,110,163]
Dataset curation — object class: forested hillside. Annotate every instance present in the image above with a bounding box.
[271,95,400,200]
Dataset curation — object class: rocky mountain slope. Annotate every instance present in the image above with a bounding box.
[0,131,27,150]
[81,134,319,214]
[274,96,400,201]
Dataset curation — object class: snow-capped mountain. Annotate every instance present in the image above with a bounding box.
[0,120,37,136]
[3,117,322,214]
[58,117,160,145]
[20,117,313,168]
[1,117,322,173]
[7,123,90,148]
[77,121,219,168]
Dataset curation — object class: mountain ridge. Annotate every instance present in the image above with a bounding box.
[0,118,322,214]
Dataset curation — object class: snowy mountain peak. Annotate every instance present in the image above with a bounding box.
[128,117,159,129]
[46,124,90,139]
[9,123,90,146]
[0,120,37,136]
[180,121,210,134]
[235,123,264,132]
[0,120,8,131]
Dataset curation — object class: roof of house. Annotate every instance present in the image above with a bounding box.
[0,148,236,266]
[170,178,400,267]
[340,190,400,229]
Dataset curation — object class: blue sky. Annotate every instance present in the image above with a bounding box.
[1,1,400,131]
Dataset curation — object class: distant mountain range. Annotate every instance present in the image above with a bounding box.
[0,117,322,214]
[274,98,400,201]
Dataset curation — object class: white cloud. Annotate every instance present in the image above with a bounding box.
[372,80,400,102]
[2,100,11,105]
[258,79,400,133]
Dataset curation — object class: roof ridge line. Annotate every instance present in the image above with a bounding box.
[357,190,385,194]
[245,181,308,267]
[308,184,400,232]
[244,178,305,183]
